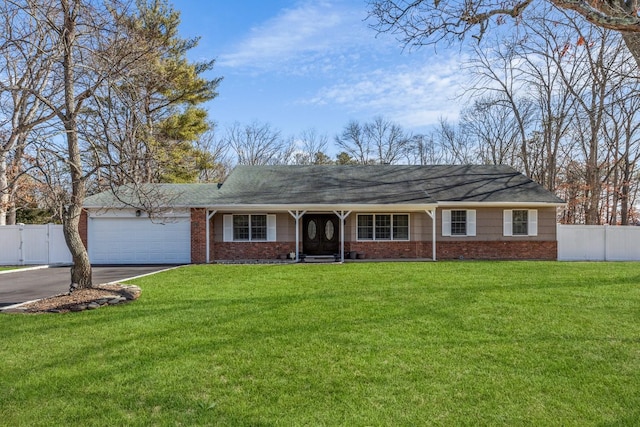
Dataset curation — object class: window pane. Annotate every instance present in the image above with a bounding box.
[512,210,528,235]
[325,220,335,241]
[307,220,317,240]
[451,210,467,236]
[376,215,391,240]
[393,215,409,240]
[357,215,373,240]
[233,215,249,240]
[251,215,267,240]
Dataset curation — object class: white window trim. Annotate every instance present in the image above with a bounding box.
[503,209,538,237]
[442,209,476,237]
[223,214,276,242]
[356,213,410,242]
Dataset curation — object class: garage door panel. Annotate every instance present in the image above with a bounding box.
[89,217,191,264]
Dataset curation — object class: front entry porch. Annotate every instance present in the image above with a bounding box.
[289,210,351,262]
[302,214,339,256]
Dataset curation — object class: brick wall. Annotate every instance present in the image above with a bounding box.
[79,209,88,249]
[347,241,433,259]
[437,241,557,260]
[191,208,207,263]
[345,240,556,260]
[214,242,296,261]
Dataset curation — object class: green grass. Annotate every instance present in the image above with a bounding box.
[0,266,25,272]
[1,262,639,426]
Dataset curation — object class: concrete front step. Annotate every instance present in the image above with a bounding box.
[303,255,339,263]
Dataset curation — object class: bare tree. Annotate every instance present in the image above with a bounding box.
[292,128,331,165]
[365,116,411,164]
[603,92,640,225]
[556,20,632,224]
[367,0,640,68]
[460,97,529,169]
[335,120,372,164]
[6,0,210,288]
[406,133,446,165]
[515,13,578,192]
[335,117,411,164]
[458,10,640,224]
[226,121,294,165]
[194,125,231,182]
[432,117,475,164]
[0,3,57,225]
[465,40,537,175]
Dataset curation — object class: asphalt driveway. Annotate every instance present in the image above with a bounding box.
[0,265,178,307]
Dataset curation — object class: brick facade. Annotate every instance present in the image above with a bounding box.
[345,240,556,260]
[214,242,297,261]
[437,240,557,260]
[79,209,88,249]
[207,240,556,262]
[192,209,557,262]
[191,208,208,263]
[347,241,433,259]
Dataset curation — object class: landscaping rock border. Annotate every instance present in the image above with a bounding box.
[3,284,142,314]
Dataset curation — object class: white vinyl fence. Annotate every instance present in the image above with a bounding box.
[0,224,72,265]
[558,224,640,261]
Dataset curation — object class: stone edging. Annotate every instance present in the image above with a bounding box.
[3,284,142,314]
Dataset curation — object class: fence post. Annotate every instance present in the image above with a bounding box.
[604,225,608,262]
[17,223,25,265]
[47,223,53,265]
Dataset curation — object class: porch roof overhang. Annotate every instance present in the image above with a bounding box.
[193,203,438,212]
[437,201,567,208]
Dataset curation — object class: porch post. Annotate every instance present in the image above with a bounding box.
[288,210,306,262]
[426,208,436,261]
[206,210,217,264]
[333,210,352,262]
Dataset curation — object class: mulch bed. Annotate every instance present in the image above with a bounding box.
[3,284,142,314]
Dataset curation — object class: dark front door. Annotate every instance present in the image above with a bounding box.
[303,214,340,256]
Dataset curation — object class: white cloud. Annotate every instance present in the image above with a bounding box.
[219,1,374,73]
[304,54,470,130]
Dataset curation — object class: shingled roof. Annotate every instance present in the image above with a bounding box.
[214,165,564,205]
[84,165,564,208]
[83,183,221,208]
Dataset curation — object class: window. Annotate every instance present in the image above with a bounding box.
[357,214,409,241]
[233,215,250,240]
[393,215,409,240]
[250,215,267,240]
[224,214,276,242]
[358,215,373,240]
[450,210,467,236]
[442,210,476,237]
[233,214,266,241]
[503,210,538,237]
[375,215,391,240]
[512,210,528,236]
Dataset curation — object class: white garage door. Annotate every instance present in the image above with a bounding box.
[89,214,191,264]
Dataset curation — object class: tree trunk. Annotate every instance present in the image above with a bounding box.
[61,0,92,289]
[0,151,7,226]
[622,33,640,69]
[63,202,91,288]
[7,205,16,225]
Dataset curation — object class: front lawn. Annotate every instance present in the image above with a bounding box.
[1,262,639,425]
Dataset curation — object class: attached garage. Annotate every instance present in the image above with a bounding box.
[88,209,191,264]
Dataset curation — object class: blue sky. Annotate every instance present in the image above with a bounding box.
[173,0,469,139]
